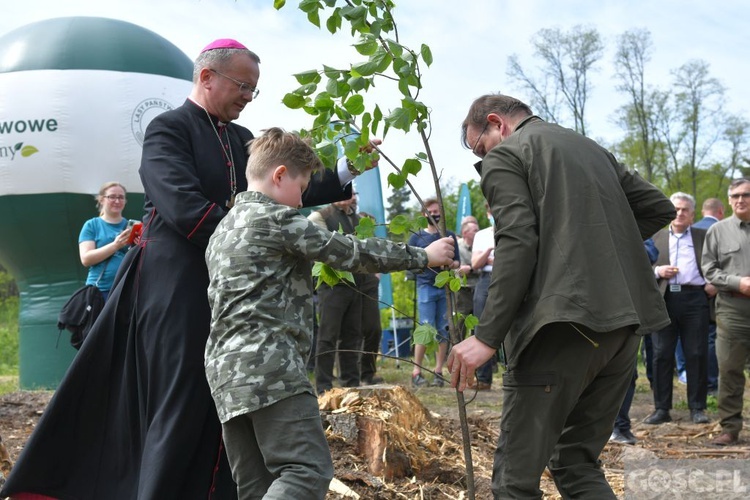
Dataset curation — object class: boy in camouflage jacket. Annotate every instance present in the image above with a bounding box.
[205,127,456,499]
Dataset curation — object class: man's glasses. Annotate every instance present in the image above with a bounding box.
[729,192,750,201]
[104,195,126,201]
[471,121,490,157]
[209,69,260,99]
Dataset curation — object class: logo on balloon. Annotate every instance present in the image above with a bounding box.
[0,142,38,160]
[131,98,174,146]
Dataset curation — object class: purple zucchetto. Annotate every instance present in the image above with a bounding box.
[200,38,248,53]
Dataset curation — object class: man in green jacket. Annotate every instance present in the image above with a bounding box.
[448,93,675,499]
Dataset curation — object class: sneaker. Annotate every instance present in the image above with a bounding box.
[412,373,427,387]
[609,428,637,445]
[430,374,445,387]
[678,371,687,385]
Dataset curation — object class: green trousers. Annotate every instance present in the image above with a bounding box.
[715,295,750,437]
[221,393,334,500]
[493,322,639,499]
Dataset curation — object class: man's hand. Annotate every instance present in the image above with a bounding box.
[739,276,750,297]
[424,237,455,267]
[704,282,718,298]
[447,336,497,392]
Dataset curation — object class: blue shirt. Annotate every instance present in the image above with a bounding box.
[78,217,128,292]
[407,229,459,288]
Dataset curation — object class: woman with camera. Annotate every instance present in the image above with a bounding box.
[78,181,134,301]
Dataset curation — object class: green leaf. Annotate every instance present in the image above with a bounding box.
[402,158,422,176]
[314,93,334,110]
[298,0,319,13]
[372,49,393,73]
[296,83,318,96]
[322,65,340,79]
[387,172,406,189]
[392,57,413,78]
[386,107,412,131]
[416,152,428,161]
[420,43,433,66]
[449,277,462,292]
[282,93,307,109]
[315,142,338,170]
[14,142,22,151]
[434,270,452,288]
[388,214,410,235]
[354,36,379,56]
[464,314,479,331]
[294,70,321,85]
[355,216,376,238]
[307,9,321,27]
[273,0,286,9]
[351,60,378,77]
[325,9,342,34]
[20,145,38,157]
[412,323,438,347]
[386,39,403,57]
[371,105,382,135]
[343,94,365,115]
[347,75,366,91]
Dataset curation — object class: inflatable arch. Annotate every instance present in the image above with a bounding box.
[0,17,193,388]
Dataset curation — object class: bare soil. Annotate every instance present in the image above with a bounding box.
[1,377,748,499]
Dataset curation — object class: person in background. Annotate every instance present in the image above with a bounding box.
[205,127,456,498]
[702,177,750,446]
[408,198,460,387]
[78,182,134,301]
[644,192,710,426]
[456,216,480,339]
[449,93,674,498]
[357,211,385,386]
[470,203,496,390]
[0,38,367,500]
[610,237,659,445]
[308,191,366,393]
[674,197,725,393]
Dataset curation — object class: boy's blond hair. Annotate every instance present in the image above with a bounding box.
[245,127,322,180]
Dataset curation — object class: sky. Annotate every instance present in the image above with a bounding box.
[2,0,749,207]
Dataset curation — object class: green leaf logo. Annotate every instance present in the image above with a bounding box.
[21,145,39,157]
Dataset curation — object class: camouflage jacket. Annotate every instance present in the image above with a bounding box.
[205,191,428,421]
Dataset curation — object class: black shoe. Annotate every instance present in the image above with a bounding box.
[361,375,384,385]
[430,374,445,387]
[609,428,637,445]
[644,409,672,425]
[691,409,710,424]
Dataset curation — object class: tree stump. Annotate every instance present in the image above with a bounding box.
[320,385,439,479]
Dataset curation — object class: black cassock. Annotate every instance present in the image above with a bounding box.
[1,99,352,499]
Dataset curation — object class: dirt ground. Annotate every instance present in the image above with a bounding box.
[2,376,748,499]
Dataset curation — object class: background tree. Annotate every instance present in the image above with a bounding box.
[672,59,726,197]
[507,25,603,135]
[613,29,662,183]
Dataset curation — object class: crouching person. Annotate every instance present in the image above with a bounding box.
[205,127,456,499]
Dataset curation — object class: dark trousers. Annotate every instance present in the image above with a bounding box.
[651,289,709,411]
[675,321,718,390]
[493,323,639,499]
[473,272,495,383]
[359,279,382,383]
[315,284,363,393]
[614,363,638,432]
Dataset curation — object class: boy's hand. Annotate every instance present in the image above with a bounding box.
[425,237,455,267]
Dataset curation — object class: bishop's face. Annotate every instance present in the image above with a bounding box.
[208,53,260,123]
